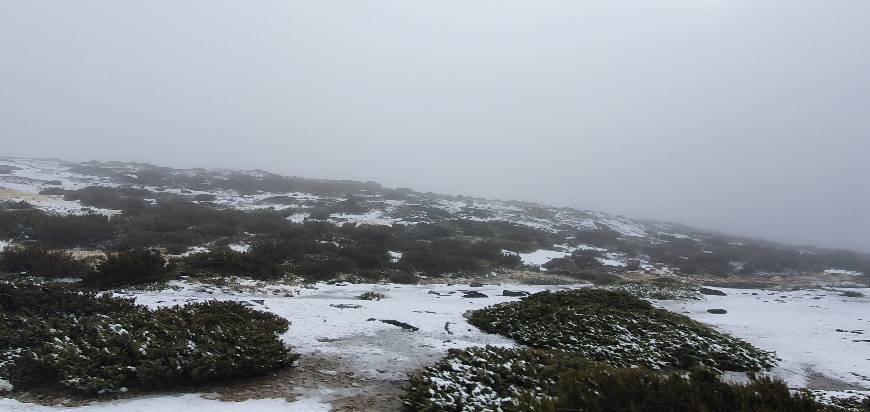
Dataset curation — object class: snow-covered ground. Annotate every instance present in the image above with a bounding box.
[0,394,328,412]
[2,281,868,409]
[656,287,870,390]
[0,281,562,411]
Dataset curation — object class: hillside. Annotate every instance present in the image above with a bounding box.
[0,156,867,285]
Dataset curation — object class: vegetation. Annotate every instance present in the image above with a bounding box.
[404,346,825,412]
[0,245,91,278]
[468,289,776,371]
[0,282,297,394]
[85,249,172,287]
[359,291,385,300]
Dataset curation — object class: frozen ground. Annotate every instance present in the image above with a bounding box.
[1,281,868,409]
[0,394,328,412]
[656,287,870,390]
[0,281,561,411]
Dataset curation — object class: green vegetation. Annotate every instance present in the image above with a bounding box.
[0,282,296,394]
[468,289,776,371]
[359,291,385,300]
[0,245,91,278]
[403,346,825,412]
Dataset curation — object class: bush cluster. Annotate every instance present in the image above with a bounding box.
[404,346,824,412]
[467,289,777,371]
[0,282,297,394]
[0,245,91,278]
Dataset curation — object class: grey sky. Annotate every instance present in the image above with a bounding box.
[2,1,869,252]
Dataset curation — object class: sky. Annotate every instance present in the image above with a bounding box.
[1,1,869,253]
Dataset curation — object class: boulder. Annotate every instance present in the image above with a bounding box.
[707,309,728,314]
[700,287,727,296]
[503,290,530,297]
[463,291,489,298]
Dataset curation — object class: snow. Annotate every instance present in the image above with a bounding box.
[824,269,864,277]
[0,379,12,392]
[329,210,400,226]
[124,281,561,382]
[229,243,251,253]
[0,394,328,412]
[180,247,209,257]
[518,250,569,268]
[656,287,870,390]
[0,240,10,250]
[388,251,403,263]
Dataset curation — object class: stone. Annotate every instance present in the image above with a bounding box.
[699,287,727,296]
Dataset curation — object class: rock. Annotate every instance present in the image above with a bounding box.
[0,378,12,393]
[700,287,727,296]
[707,309,728,314]
[469,281,485,287]
[331,304,363,309]
[463,291,488,298]
[251,299,265,305]
[503,290,529,297]
[380,319,419,332]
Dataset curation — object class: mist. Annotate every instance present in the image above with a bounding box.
[2,1,869,252]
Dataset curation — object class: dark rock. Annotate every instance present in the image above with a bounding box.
[707,309,728,314]
[330,303,363,309]
[380,319,419,332]
[503,290,530,297]
[700,287,727,296]
[469,282,485,287]
[463,291,489,298]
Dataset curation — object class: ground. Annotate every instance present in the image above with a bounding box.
[1,279,867,410]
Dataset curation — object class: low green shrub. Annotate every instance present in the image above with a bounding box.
[0,282,297,394]
[468,289,776,371]
[0,245,91,278]
[403,346,822,412]
[359,291,385,300]
[85,249,172,287]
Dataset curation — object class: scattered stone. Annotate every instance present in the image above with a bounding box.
[707,309,728,314]
[444,322,453,335]
[502,290,529,297]
[700,287,727,296]
[463,291,488,298]
[330,304,363,309]
[469,282,485,287]
[380,319,419,332]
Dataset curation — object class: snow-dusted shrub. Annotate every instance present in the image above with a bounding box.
[404,346,821,412]
[468,289,777,371]
[0,282,297,394]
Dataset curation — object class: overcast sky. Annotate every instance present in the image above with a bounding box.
[2,1,869,252]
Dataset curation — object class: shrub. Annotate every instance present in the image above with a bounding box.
[0,245,91,278]
[0,282,297,394]
[468,289,777,371]
[404,346,819,412]
[359,291,385,301]
[86,249,171,287]
[181,249,283,279]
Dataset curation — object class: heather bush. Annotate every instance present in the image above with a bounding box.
[0,245,91,278]
[0,282,297,394]
[468,289,776,371]
[404,346,823,412]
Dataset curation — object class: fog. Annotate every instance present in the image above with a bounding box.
[2,1,869,252]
